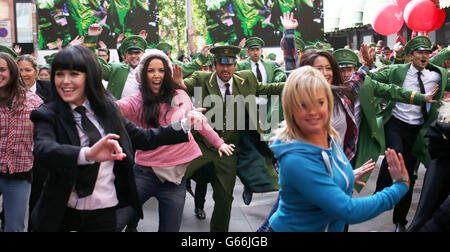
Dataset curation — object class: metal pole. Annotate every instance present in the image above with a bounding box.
[186,0,193,56]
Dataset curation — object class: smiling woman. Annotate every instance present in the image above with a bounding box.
[0,52,43,232]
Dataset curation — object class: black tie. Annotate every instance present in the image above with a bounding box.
[255,62,263,82]
[224,83,231,102]
[74,106,102,198]
[417,72,428,122]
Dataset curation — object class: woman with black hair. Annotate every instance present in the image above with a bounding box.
[0,52,43,232]
[115,49,235,232]
[29,45,205,232]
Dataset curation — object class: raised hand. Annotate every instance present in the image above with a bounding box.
[386,148,409,187]
[280,11,298,30]
[88,23,103,36]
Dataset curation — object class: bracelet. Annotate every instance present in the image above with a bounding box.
[393,178,409,184]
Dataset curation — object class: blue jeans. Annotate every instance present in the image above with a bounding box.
[0,176,31,232]
[116,164,186,232]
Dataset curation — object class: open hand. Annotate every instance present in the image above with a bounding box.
[386,148,409,187]
[424,84,439,103]
[218,143,236,157]
[280,11,298,30]
[353,159,376,187]
[85,134,126,162]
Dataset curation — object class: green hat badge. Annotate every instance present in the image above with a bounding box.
[333,48,358,68]
[404,35,432,56]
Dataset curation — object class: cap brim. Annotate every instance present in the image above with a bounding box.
[248,45,261,49]
[339,63,356,68]
[416,47,432,52]
[127,48,144,53]
[215,57,237,64]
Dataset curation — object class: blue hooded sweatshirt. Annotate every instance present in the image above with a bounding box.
[269,136,408,232]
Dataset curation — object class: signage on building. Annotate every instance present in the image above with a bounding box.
[0,20,11,47]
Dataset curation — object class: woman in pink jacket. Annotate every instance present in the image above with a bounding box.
[115,49,235,232]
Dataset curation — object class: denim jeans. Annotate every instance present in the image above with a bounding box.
[116,164,186,232]
[0,176,31,232]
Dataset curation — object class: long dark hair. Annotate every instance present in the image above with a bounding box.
[0,52,26,109]
[139,54,180,127]
[50,45,109,119]
[300,49,356,106]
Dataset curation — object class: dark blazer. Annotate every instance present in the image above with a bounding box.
[29,98,189,232]
[35,80,52,103]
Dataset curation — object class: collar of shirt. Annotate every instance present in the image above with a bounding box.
[29,81,37,94]
[216,75,234,100]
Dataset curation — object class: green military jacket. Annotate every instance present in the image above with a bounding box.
[235,58,287,83]
[367,62,450,167]
[183,70,284,192]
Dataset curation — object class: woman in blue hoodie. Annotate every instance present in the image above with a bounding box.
[268,66,410,232]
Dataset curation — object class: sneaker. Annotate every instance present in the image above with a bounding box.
[195,208,206,220]
[242,189,253,205]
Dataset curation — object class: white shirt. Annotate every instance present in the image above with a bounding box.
[120,66,140,99]
[332,102,347,148]
[392,65,441,125]
[251,60,268,84]
[29,81,37,94]
[69,101,118,210]
[217,75,234,101]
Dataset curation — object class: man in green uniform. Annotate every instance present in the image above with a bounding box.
[85,24,146,99]
[368,36,450,232]
[155,42,209,78]
[176,45,283,232]
[235,37,286,204]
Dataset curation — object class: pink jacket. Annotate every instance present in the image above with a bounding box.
[116,89,224,167]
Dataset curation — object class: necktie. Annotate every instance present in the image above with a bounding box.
[224,83,231,102]
[255,62,263,82]
[74,106,102,198]
[417,72,428,122]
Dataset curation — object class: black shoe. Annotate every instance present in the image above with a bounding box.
[394,223,406,232]
[242,189,253,205]
[195,208,206,220]
[125,226,138,232]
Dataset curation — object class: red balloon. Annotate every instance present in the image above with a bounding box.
[372,4,404,36]
[404,0,440,32]
[395,0,412,10]
[429,8,446,31]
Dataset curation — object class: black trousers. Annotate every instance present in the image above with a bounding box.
[375,116,421,225]
[60,206,116,232]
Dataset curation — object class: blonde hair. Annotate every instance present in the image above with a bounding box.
[274,66,339,143]
[439,100,450,123]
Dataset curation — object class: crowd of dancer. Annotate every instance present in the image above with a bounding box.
[0,11,449,232]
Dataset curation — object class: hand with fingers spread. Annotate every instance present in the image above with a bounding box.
[353,159,376,187]
[85,134,127,163]
[359,44,374,69]
[385,148,409,187]
[424,84,439,103]
[218,143,236,157]
[280,11,298,30]
[183,108,208,131]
